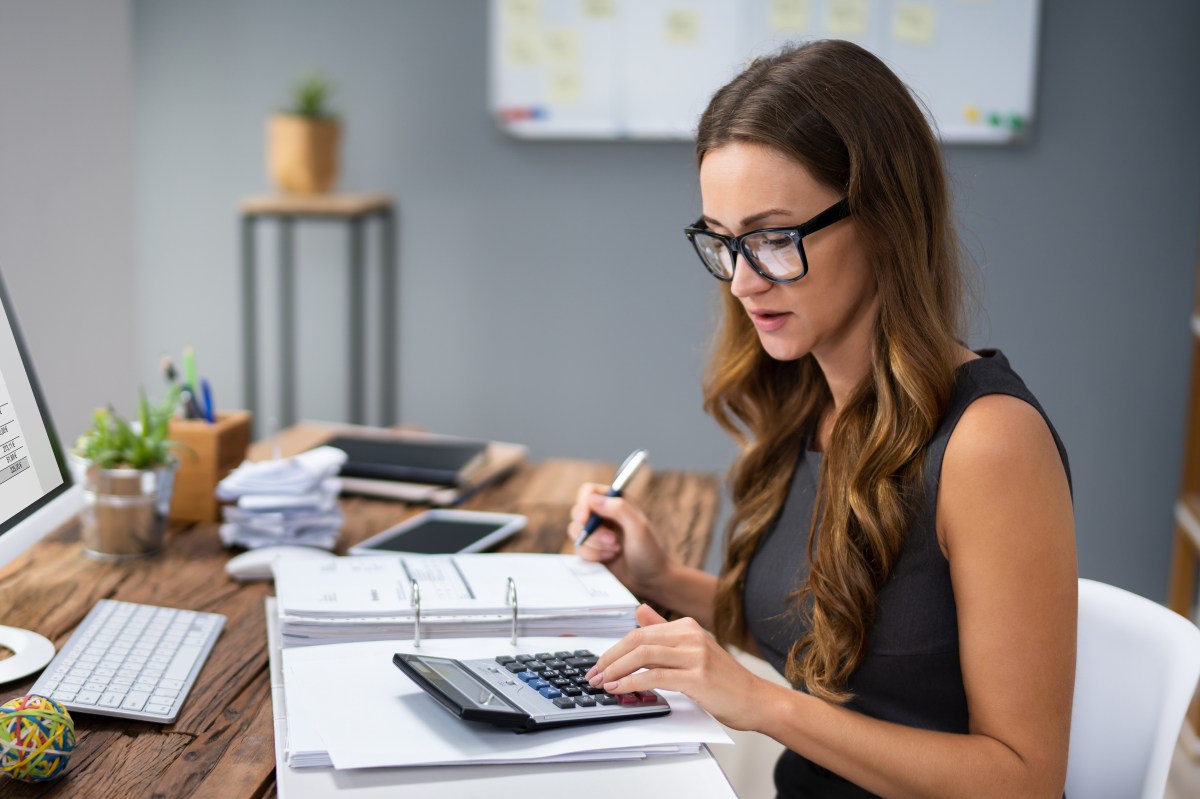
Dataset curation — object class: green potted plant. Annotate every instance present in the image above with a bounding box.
[267,73,341,195]
[71,387,182,560]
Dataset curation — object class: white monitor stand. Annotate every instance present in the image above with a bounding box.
[0,484,83,684]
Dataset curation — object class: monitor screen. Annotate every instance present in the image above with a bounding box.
[0,269,79,569]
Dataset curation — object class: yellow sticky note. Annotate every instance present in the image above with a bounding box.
[548,67,583,104]
[769,0,809,32]
[827,0,866,36]
[893,3,936,45]
[544,28,580,62]
[664,9,700,45]
[507,31,542,66]
[505,0,541,25]
[963,104,981,124]
[582,0,616,18]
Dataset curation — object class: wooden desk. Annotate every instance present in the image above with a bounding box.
[0,433,719,798]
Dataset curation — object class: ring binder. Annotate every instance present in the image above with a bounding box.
[411,579,421,647]
[506,576,518,645]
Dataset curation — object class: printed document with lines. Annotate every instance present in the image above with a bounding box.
[273,553,641,645]
[279,634,732,769]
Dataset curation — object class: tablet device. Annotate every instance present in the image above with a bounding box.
[348,509,526,556]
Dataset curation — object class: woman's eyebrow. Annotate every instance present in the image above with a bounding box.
[702,208,793,230]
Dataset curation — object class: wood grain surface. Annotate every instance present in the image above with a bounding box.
[0,426,719,798]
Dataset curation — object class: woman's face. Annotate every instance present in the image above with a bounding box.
[699,142,878,367]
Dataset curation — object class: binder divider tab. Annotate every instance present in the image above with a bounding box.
[411,579,421,647]
[507,576,518,646]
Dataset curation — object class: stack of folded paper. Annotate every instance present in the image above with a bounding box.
[216,446,347,550]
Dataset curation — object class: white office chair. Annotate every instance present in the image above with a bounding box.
[1066,578,1200,799]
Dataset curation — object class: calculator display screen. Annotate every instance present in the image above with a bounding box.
[409,657,508,709]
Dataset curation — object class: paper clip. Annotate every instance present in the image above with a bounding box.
[506,576,518,646]
[411,578,421,648]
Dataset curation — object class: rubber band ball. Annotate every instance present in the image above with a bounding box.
[0,694,75,783]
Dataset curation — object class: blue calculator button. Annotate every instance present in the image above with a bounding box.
[539,686,562,699]
[530,679,550,690]
[517,671,538,682]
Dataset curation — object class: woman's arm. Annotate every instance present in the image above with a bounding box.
[590,394,1077,798]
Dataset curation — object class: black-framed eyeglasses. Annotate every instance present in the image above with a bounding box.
[683,198,851,284]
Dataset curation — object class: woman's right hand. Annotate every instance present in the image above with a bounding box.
[567,483,670,600]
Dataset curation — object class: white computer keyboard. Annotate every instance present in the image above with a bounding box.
[29,599,225,723]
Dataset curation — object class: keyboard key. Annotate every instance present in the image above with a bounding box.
[563,686,582,697]
[535,652,554,661]
[74,691,100,706]
[555,651,574,658]
[122,692,150,712]
[617,694,640,705]
[98,693,124,708]
[504,662,527,673]
[164,645,204,681]
[538,686,562,699]
[575,695,596,707]
[596,694,618,705]
[552,696,575,708]
[635,691,660,704]
[494,655,516,665]
[144,703,173,716]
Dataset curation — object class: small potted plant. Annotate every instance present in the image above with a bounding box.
[267,73,341,195]
[71,387,182,560]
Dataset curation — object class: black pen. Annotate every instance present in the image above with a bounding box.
[575,449,649,548]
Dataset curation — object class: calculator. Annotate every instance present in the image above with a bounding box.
[392,649,670,731]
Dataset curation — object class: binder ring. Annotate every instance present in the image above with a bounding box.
[506,576,518,645]
[411,579,421,647]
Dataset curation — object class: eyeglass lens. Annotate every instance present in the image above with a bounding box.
[692,230,805,281]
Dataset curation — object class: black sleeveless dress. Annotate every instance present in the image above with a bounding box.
[742,350,1071,798]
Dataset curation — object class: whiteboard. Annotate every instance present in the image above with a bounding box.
[489,0,1041,143]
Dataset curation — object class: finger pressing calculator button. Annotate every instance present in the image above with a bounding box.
[565,656,598,669]
[552,696,575,708]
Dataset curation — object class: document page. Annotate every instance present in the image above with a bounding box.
[274,553,639,617]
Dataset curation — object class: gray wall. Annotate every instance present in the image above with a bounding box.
[0,0,138,446]
[133,0,1200,603]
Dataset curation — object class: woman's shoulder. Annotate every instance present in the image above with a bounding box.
[925,347,1072,503]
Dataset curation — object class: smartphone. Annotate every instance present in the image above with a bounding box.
[348,509,527,556]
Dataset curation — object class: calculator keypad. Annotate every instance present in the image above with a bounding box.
[482,649,667,719]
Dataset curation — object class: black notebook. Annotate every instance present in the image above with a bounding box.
[327,436,489,487]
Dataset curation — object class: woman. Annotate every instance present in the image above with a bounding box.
[568,40,1076,798]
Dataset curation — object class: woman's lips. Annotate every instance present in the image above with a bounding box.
[747,308,790,333]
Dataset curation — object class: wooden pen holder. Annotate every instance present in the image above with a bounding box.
[168,410,252,522]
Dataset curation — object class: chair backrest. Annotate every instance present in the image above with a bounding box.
[1066,578,1200,799]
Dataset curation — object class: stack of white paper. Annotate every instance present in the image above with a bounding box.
[278,632,732,770]
[273,553,642,646]
[217,446,347,550]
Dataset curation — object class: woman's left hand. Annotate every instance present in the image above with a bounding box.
[585,604,779,731]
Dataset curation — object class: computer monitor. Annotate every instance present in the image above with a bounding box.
[0,267,84,682]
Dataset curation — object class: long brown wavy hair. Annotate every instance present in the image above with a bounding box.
[703,40,966,702]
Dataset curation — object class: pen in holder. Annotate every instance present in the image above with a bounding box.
[507,577,519,646]
[168,410,252,522]
[411,579,421,648]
